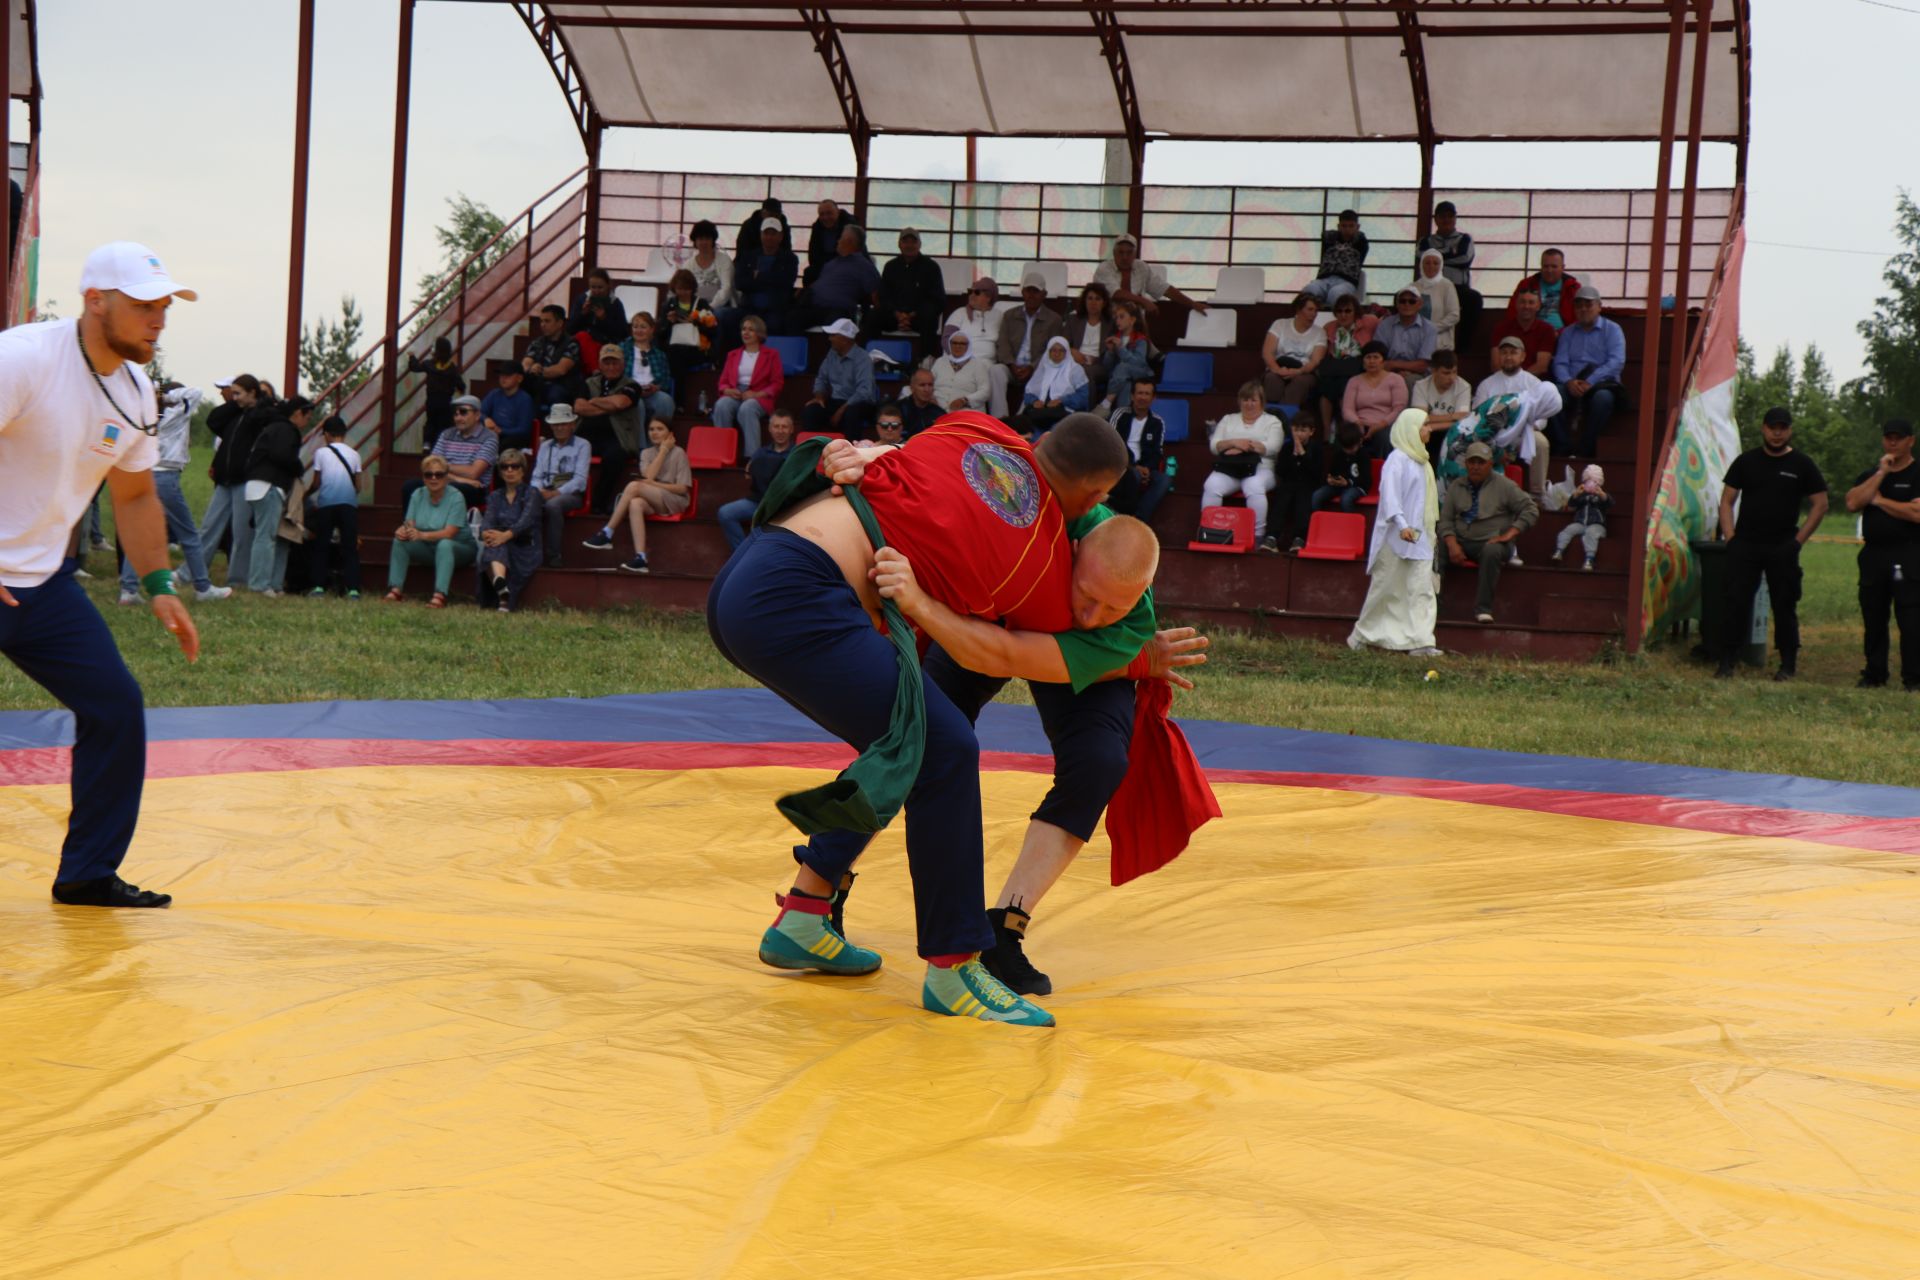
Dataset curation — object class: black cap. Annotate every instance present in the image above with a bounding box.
[1338,208,1359,222]
[283,394,315,416]
[1434,200,1457,216]
[1884,418,1915,439]
[1762,406,1792,428]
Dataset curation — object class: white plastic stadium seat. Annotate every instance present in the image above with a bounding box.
[1211,266,1266,306]
[1181,306,1238,349]
[939,258,977,298]
[614,284,658,320]
[1018,260,1069,298]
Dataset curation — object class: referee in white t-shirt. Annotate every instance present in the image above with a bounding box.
[0,242,202,908]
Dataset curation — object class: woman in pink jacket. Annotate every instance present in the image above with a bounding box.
[712,314,786,453]
[1341,340,1409,455]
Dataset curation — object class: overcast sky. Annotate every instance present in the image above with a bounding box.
[14,0,1916,393]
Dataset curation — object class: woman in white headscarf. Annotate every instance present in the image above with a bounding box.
[932,328,991,412]
[1414,248,1461,351]
[1015,335,1091,436]
[1349,408,1443,655]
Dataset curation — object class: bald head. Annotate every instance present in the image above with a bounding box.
[1034,412,1129,519]
[1070,515,1158,630]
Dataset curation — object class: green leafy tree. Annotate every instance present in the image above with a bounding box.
[1733,338,1795,451]
[300,294,368,413]
[1851,189,1920,438]
[408,194,519,339]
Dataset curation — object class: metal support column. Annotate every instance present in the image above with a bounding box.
[284,0,316,395]
[1666,0,1713,387]
[381,0,415,458]
[1398,9,1439,236]
[583,113,603,270]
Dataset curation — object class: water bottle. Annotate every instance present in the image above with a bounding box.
[1164,456,1178,490]
[698,390,711,416]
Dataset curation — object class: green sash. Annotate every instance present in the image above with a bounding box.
[751,439,925,836]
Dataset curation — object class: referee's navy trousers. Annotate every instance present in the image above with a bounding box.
[707,528,996,958]
[0,559,146,884]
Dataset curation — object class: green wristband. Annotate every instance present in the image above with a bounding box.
[141,569,178,598]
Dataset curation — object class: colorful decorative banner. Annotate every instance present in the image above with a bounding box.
[1641,227,1745,640]
[7,169,38,328]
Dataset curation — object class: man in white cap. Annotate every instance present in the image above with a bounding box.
[0,242,202,908]
[729,215,800,337]
[1091,233,1208,317]
[802,317,878,439]
[994,270,1065,412]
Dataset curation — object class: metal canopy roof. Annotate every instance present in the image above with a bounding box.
[530,1,1749,152]
[7,0,37,105]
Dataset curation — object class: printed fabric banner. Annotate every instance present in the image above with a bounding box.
[8,171,38,328]
[1641,227,1745,641]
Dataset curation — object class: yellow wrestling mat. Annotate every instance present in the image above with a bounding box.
[3,762,1918,1278]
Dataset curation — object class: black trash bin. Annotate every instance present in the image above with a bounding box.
[1689,538,1768,667]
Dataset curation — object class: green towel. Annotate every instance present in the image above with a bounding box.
[751,440,925,837]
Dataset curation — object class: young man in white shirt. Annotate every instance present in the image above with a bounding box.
[0,242,202,908]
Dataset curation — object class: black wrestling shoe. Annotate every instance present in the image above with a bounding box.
[981,906,1051,996]
[829,871,858,939]
[51,874,172,908]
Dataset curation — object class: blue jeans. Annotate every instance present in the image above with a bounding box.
[0,560,147,883]
[246,487,289,592]
[638,389,675,425]
[1311,483,1363,514]
[712,395,766,454]
[120,470,214,593]
[201,483,253,584]
[706,528,995,958]
[717,497,759,550]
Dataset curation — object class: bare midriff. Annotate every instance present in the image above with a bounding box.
[770,490,885,629]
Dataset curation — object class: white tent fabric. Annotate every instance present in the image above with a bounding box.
[540,2,1744,144]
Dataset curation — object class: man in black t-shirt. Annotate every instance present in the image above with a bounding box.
[1715,407,1829,680]
[1843,418,1920,690]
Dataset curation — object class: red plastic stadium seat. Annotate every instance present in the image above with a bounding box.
[1187,505,1255,555]
[687,425,738,470]
[1357,458,1385,507]
[646,476,699,523]
[1505,464,1526,489]
[568,456,601,517]
[796,431,844,444]
[1295,511,1366,561]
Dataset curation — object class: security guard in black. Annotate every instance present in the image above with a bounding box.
[1845,418,1920,689]
[1717,408,1828,677]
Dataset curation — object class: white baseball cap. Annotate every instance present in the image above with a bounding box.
[823,318,859,339]
[79,242,198,302]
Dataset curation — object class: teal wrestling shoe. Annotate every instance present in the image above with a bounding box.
[758,892,882,975]
[922,958,1055,1027]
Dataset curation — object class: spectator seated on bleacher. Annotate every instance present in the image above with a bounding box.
[1509,248,1581,332]
[726,217,799,337]
[661,270,719,400]
[718,410,796,550]
[942,277,1003,412]
[803,198,851,288]
[521,305,583,408]
[1490,285,1557,378]
[1091,233,1209,318]
[1419,200,1482,347]
[1549,285,1628,459]
[996,271,1065,416]
[1411,350,1475,465]
[1380,287,1437,394]
[1312,420,1371,525]
[406,336,467,446]
[1107,378,1171,525]
[1270,406,1325,554]
[1552,464,1613,571]
[802,222,879,329]
[403,395,495,512]
[1202,381,1287,552]
[1414,249,1461,351]
[1262,293,1326,411]
[1014,336,1090,437]
[1469,336,1560,494]
[572,347,640,513]
[1317,293,1379,432]
[482,365,535,452]
[733,197,790,263]
[712,314,784,454]
[1301,209,1369,306]
[1065,282,1116,410]
[383,454,478,609]
[1099,298,1161,415]
[803,317,878,440]
[872,402,907,448]
[582,418,692,575]
[687,219,734,312]
[899,367,943,437]
[476,448,544,614]
[618,313,677,423]
[1341,341,1408,455]
[865,227,944,355]
[530,403,591,564]
[934,329,990,412]
[568,267,630,347]
[1439,441,1540,625]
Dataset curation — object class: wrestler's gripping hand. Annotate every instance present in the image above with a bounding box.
[1148,626,1208,691]
[152,595,201,663]
[820,438,868,495]
[870,547,929,618]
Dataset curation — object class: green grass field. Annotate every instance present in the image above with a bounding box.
[6,449,1906,790]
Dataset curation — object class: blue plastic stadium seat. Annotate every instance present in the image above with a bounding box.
[869,337,913,382]
[1263,403,1300,424]
[1158,351,1213,395]
[767,335,809,378]
[1157,398,1190,443]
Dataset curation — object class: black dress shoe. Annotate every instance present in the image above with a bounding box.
[1713,661,1735,679]
[51,874,173,908]
[1858,673,1888,689]
[1772,666,1797,682]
